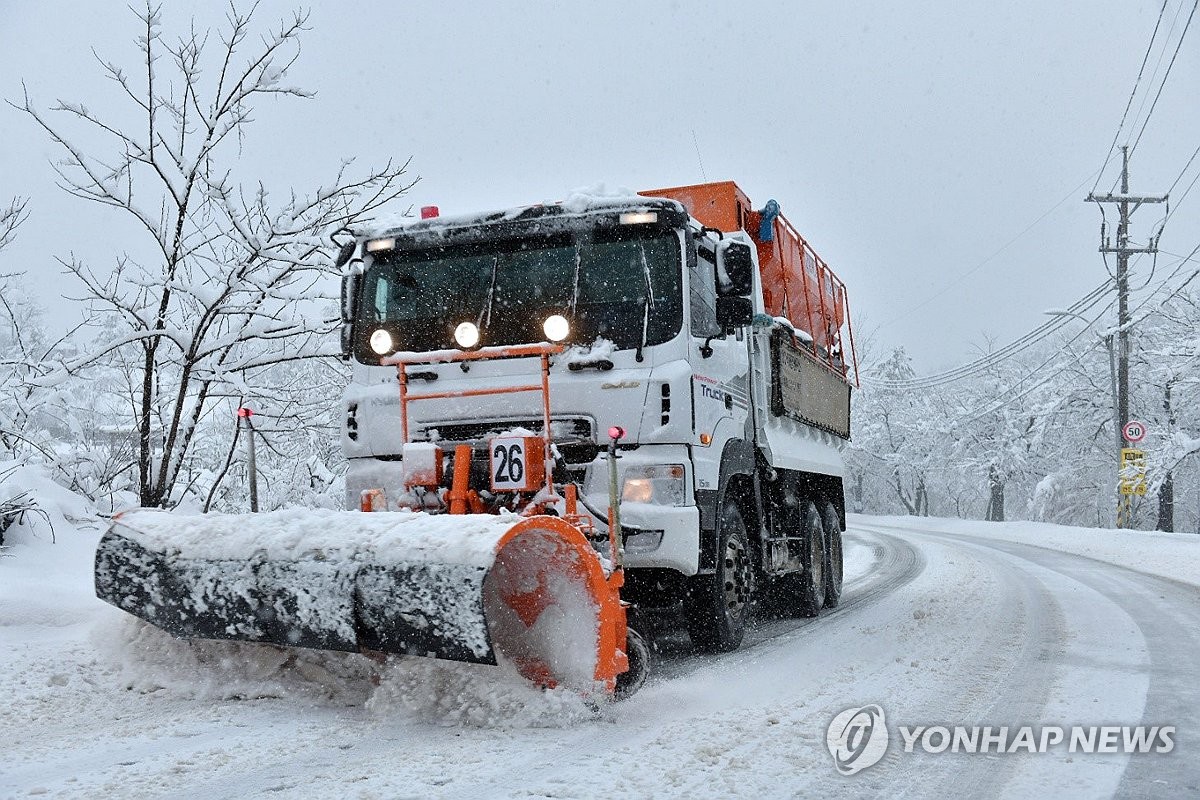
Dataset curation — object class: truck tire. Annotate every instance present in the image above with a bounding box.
[795,501,826,617]
[821,501,843,609]
[614,626,651,700]
[685,499,752,653]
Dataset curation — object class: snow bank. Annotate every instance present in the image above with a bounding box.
[853,513,1200,588]
[0,460,92,546]
[0,462,101,628]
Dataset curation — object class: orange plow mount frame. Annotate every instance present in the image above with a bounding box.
[373,341,632,694]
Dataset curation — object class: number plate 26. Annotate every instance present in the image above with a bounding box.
[489,436,546,492]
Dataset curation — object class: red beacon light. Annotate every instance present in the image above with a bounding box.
[237,407,254,418]
[608,425,626,441]
[420,205,440,219]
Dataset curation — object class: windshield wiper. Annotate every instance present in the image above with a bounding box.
[570,241,582,315]
[636,244,655,363]
[477,254,500,329]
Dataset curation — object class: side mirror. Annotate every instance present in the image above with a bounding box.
[716,296,753,329]
[341,274,359,323]
[716,240,754,296]
[340,273,359,362]
[334,240,357,269]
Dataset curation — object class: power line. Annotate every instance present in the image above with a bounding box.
[951,245,1200,427]
[1093,0,1172,194]
[870,280,1115,388]
[871,239,1196,392]
[1129,0,1199,158]
[877,169,1100,330]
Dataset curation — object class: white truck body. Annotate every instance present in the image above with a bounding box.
[339,194,849,592]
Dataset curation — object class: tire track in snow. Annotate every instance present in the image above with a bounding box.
[650,526,926,683]
[862,520,1197,799]
[852,521,1066,800]
[912,529,1200,799]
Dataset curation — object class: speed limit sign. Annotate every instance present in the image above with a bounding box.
[1122,420,1147,444]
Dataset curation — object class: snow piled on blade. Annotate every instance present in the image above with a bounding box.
[112,507,519,567]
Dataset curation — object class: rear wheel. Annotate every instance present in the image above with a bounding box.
[795,501,826,617]
[821,501,843,608]
[685,500,752,652]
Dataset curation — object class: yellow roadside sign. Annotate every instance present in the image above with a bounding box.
[1120,448,1147,496]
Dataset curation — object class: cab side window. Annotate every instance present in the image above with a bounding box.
[690,239,721,338]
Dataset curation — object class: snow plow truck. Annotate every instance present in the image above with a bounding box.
[95,181,858,699]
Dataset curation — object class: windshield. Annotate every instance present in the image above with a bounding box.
[357,227,682,357]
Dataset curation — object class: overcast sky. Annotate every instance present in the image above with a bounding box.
[2,0,1197,372]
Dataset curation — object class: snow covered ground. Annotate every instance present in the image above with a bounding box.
[3,495,1198,798]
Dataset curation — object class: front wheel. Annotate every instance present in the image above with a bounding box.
[685,500,753,653]
[614,627,651,700]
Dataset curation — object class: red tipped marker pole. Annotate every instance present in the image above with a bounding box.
[606,425,626,566]
[238,407,259,512]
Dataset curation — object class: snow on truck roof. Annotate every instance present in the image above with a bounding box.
[360,186,686,242]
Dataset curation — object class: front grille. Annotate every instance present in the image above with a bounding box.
[414,416,598,464]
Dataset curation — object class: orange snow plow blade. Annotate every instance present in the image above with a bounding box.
[95,509,629,694]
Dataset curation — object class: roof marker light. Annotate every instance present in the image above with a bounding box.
[619,211,658,225]
[366,237,396,253]
[421,206,440,219]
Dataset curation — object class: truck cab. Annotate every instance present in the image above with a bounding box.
[339,184,855,652]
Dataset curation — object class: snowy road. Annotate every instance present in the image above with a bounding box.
[4,515,1198,799]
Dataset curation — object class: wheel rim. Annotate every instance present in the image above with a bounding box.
[722,535,752,616]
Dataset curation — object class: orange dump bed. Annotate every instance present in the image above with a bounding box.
[640,181,858,386]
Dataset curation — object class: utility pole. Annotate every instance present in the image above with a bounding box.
[1086,146,1167,528]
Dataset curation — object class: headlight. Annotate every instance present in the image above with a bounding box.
[369,328,393,355]
[622,464,686,506]
[543,314,570,342]
[454,321,480,349]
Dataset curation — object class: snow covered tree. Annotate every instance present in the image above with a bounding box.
[0,196,46,462]
[16,4,416,508]
[850,347,943,515]
[0,197,28,252]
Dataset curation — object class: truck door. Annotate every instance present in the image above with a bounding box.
[689,238,751,493]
